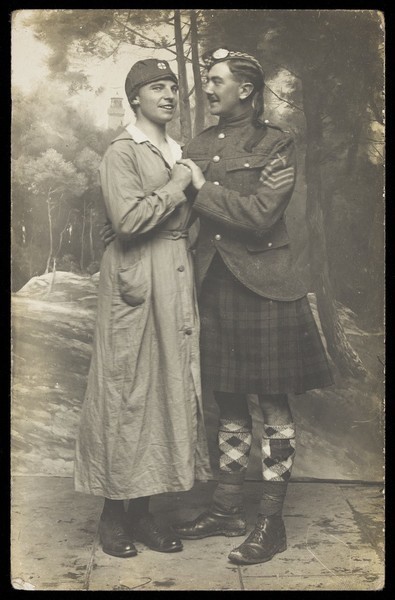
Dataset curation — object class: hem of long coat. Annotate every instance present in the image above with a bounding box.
[74,474,212,500]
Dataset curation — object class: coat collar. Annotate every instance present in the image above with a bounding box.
[109,124,182,165]
[125,123,182,161]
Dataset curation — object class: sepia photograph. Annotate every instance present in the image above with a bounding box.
[11,8,385,591]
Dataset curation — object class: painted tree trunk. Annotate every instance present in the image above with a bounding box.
[89,207,94,263]
[190,10,205,135]
[345,114,364,175]
[46,258,57,297]
[80,199,86,271]
[364,192,385,328]
[48,210,71,297]
[45,194,53,275]
[302,74,366,378]
[174,10,192,143]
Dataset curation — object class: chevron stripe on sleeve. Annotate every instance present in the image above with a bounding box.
[259,152,295,191]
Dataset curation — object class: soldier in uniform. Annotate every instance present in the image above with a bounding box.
[174,48,333,565]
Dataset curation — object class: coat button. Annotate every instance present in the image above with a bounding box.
[264,119,269,124]
[218,133,225,139]
[185,328,193,335]
[213,155,220,162]
[268,242,273,247]
[214,234,222,241]
[213,181,220,185]
[244,162,250,168]
[177,265,185,272]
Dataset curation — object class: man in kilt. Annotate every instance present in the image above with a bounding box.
[175,47,333,565]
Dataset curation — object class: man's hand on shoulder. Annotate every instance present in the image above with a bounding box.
[100,222,116,247]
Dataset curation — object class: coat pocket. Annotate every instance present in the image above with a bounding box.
[245,238,289,253]
[224,155,269,194]
[225,154,268,172]
[245,226,290,253]
[118,262,148,307]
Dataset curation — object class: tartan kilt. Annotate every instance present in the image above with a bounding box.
[199,255,333,395]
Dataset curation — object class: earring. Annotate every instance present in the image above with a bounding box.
[131,99,140,107]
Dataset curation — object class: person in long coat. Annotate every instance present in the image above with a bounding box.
[74,58,211,559]
[174,48,333,565]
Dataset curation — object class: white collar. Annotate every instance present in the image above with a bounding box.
[125,123,182,161]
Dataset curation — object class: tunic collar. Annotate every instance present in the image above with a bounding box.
[218,108,254,129]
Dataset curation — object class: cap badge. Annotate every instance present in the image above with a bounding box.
[157,62,167,70]
[212,48,230,60]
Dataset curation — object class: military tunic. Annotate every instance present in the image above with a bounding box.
[183,109,333,395]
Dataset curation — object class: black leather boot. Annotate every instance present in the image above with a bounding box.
[228,513,287,565]
[99,512,137,558]
[173,503,247,540]
[129,513,183,553]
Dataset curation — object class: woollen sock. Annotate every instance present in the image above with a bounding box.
[259,422,296,516]
[213,417,252,511]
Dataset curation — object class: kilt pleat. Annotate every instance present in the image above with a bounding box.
[199,254,333,395]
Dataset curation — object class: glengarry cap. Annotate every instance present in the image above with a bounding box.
[202,47,264,76]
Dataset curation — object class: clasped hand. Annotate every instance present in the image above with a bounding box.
[100,159,206,248]
[176,159,206,190]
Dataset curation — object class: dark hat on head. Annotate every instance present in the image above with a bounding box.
[125,59,178,101]
[202,47,264,78]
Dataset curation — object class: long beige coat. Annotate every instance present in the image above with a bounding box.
[74,125,211,499]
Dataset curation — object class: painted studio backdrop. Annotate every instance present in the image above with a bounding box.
[11,9,384,483]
